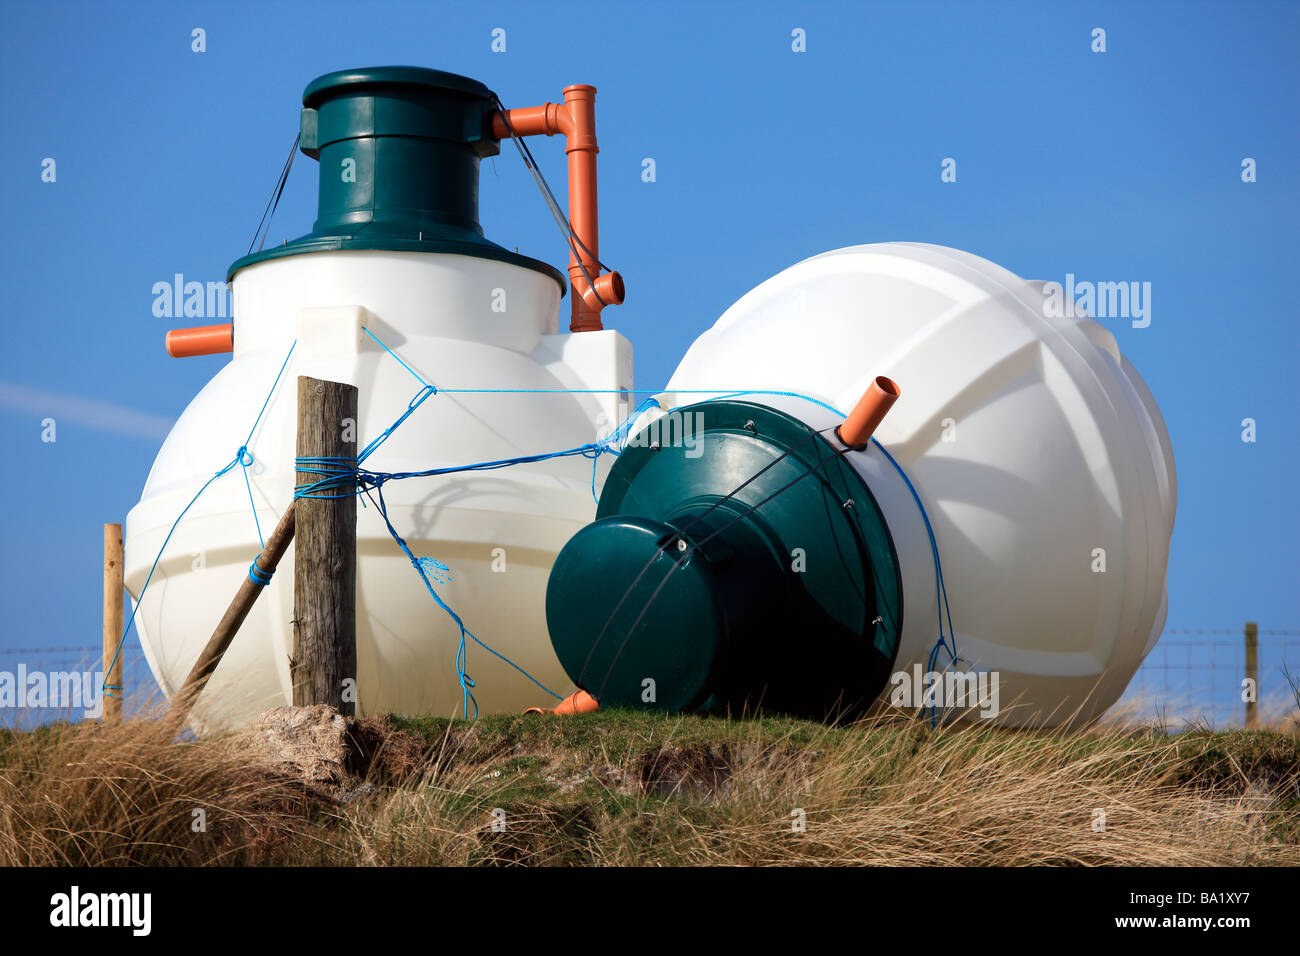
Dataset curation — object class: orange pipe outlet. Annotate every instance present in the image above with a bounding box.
[524,689,600,716]
[580,270,624,312]
[837,376,901,449]
[493,84,620,333]
[166,324,233,358]
[491,102,571,140]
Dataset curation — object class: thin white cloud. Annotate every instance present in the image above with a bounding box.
[0,382,172,441]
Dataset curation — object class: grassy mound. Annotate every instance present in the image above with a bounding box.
[2,710,1297,866]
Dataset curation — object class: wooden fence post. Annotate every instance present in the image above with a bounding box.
[293,376,358,715]
[102,523,123,721]
[1245,621,1259,729]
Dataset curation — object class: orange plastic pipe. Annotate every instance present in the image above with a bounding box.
[493,85,622,333]
[492,102,571,139]
[524,689,600,715]
[166,324,233,358]
[836,376,901,449]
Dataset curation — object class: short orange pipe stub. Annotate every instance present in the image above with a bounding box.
[524,689,600,716]
[166,324,233,358]
[491,103,569,140]
[836,376,901,449]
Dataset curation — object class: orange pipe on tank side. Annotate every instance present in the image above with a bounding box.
[523,689,600,715]
[493,84,619,333]
[166,324,233,358]
[836,376,901,449]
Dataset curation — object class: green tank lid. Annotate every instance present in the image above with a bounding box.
[546,400,905,720]
[548,516,732,713]
[227,65,565,290]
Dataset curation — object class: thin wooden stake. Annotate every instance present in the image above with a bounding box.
[1245,620,1259,729]
[102,523,123,722]
[166,504,296,730]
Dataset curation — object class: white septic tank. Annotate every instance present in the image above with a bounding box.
[125,68,629,728]
[646,242,1176,726]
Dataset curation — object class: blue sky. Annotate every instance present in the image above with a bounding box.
[1,0,1296,722]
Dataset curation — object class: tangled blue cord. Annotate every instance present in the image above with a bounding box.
[295,398,661,503]
[295,330,662,717]
[362,482,566,718]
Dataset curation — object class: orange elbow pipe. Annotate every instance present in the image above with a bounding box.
[579,270,624,312]
[837,376,901,449]
[524,689,600,716]
[493,84,618,333]
[491,102,571,139]
[165,324,233,358]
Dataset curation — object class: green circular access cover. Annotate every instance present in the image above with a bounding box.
[546,400,904,720]
[546,516,730,713]
[302,66,494,104]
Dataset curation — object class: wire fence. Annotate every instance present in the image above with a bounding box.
[2,627,1296,730]
[1122,631,1300,729]
[0,641,159,728]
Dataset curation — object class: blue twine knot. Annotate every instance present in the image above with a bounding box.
[248,559,274,586]
[414,556,453,585]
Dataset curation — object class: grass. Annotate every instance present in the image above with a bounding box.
[1,707,1298,866]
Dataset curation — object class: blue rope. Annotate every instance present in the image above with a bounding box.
[290,400,658,713]
[106,340,298,697]
[248,560,274,586]
[239,341,297,548]
[290,328,666,717]
[869,438,958,727]
[358,384,436,464]
[293,456,360,499]
[307,395,661,504]
[362,325,431,388]
[238,448,264,549]
[362,483,565,717]
[433,385,846,418]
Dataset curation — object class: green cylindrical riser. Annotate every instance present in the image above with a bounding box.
[227,66,564,290]
[304,70,495,240]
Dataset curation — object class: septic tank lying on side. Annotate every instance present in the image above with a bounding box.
[546,243,1176,728]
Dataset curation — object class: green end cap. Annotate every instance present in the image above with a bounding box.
[228,66,564,290]
[546,400,905,720]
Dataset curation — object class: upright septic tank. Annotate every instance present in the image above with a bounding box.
[126,68,629,728]
[546,243,1176,727]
